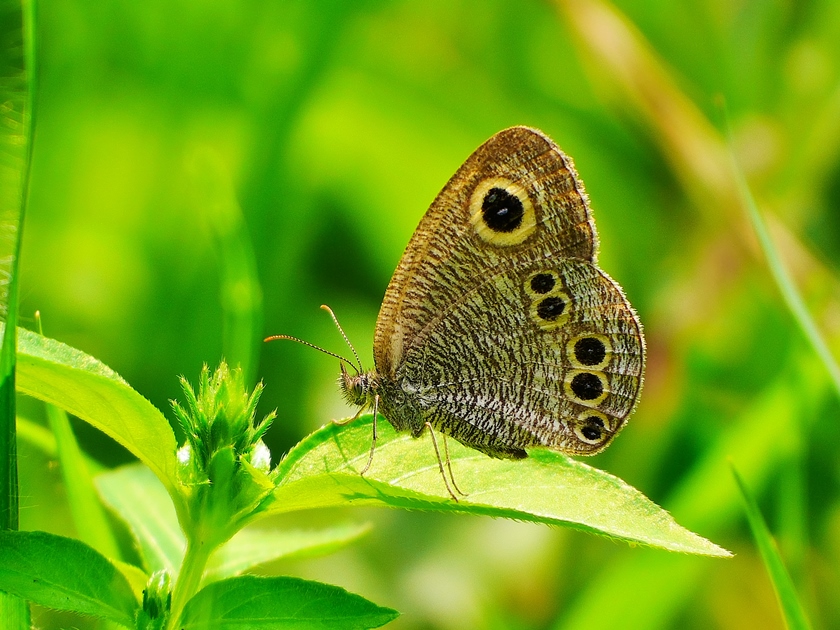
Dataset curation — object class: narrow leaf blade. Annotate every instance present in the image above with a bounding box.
[180,575,398,629]
[46,402,121,558]
[729,138,840,399]
[731,465,813,630]
[0,531,137,626]
[271,417,730,556]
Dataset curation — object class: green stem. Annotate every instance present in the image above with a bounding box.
[167,538,214,630]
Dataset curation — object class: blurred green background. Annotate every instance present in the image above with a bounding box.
[15,0,840,628]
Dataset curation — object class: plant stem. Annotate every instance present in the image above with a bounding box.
[167,538,214,630]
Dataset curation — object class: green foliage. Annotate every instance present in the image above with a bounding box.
[0,531,137,626]
[171,363,277,550]
[1,0,35,623]
[273,417,728,556]
[3,324,728,626]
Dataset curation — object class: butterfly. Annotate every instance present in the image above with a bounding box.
[274,126,645,499]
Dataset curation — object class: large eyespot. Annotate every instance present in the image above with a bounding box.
[564,369,608,406]
[573,411,612,446]
[469,177,536,246]
[567,333,612,370]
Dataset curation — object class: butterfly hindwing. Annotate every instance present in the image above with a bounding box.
[398,255,644,457]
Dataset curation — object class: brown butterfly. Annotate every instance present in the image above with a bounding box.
[273,126,645,499]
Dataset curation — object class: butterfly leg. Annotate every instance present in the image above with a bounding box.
[425,422,459,502]
[358,394,379,475]
[332,404,365,426]
[441,432,468,497]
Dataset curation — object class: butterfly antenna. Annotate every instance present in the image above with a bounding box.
[320,304,364,373]
[264,334,358,370]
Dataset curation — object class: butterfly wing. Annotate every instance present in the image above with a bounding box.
[373,126,644,456]
[403,255,644,456]
[374,126,599,378]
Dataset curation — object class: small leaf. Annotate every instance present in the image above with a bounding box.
[180,575,398,629]
[731,465,812,630]
[271,417,730,556]
[10,325,181,501]
[96,463,185,575]
[206,522,372,583]
[0,530,138,627]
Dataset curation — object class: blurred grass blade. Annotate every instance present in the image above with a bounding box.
[96,463,185,576]
[0,0,35,624]
[46,402,122,558]
[555,0,734,216]
[270,417,730,557]
[729,147,840,399]
[187,149,263,385]
[731,464,812,630]
[0,0,36,534]
[180,575,398,629]
[205,522,372,584]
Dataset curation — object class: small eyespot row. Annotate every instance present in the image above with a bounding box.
[525,271,570,330]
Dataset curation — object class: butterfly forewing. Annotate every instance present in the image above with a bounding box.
[374,126,598,379]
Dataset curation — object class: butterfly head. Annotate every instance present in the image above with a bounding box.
[339,362,377,408]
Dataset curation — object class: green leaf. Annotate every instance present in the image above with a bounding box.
[10,325,181,503]
[179,575,398,629]
[0,530,138,627]
[205,522,372,583]
[1,0,36,622]
[1,0,36,552]
[271,416,730,556]
[731,465,813,630]
[96,463,185,575]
